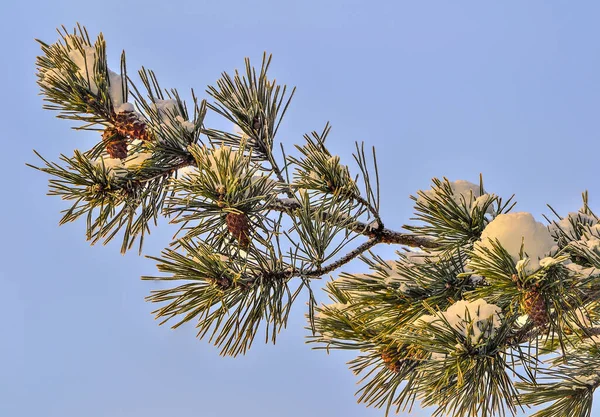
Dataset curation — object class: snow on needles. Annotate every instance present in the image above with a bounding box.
[177,166,199,177]
[549,212,599,238]
[154,99,178,119]
[419,299,502,344]
[152,100,196,134]
[175,116,195,133]
[475,212,556,273]
[94,151,152,177]
[418,179,494,214]
[64,37,125,107]
[114,103,134,113]
[107,69,124,107]
[67,44,98,94]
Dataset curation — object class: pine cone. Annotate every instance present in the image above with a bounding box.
[381,349,403,373]
[524,289,548,327]
[252,115,261,130]
[102,127,128,159]
[114,111,152,142]
[226,212,251,248]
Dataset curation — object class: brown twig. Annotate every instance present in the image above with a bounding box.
[267,198,438,249]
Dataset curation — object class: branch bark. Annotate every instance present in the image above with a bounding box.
[267,198,438,249]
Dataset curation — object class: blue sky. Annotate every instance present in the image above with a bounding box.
[3,1,600,416]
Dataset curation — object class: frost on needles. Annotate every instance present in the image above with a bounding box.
[31,25,600,417]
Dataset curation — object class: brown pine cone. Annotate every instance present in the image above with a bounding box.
[524,289,548,327]
[252,115,261,130]
[226,212,251,248]
[114,111,153,142]
[381,349,403,373]
[102,127,128,159]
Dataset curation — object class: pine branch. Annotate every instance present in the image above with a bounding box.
[267,198,438,249]
[35,25,600,417]
[209,238,381,289]
[510,284,600,347]
[138,153,438,250]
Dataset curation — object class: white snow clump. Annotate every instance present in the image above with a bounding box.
[67,43,98,93]
[154,99,178,119]
[151,100,196,134]
[114,102,134,113]
[418,299,502,344]
[548,212,598,238]
[177,166,199,177]
[316,302,350,319]
[417,179,494,214]
[65,38,124,106]
[95,150,152,178]
[175,115,195,133]
[475,212,556,273]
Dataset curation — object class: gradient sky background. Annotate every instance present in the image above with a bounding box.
[3,1,600,416]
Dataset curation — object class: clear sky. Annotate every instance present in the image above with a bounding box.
[3,1,600,416]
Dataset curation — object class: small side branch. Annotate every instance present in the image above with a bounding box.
[268,198,438,249]
[145,158,438,250]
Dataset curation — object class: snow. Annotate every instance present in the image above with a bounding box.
[383,271,411,291]
[549,212,598,237]
[418,299,503,344]
[472,193,496,215]
[470,275,486,285]
[309,171,321,180]
[316,302,350,319]
[446,180,480,199]
[95,150,152,177]
[153,101,197,138]
[63,37,125,107]
[327,155,340,165]
[250,176,278,188]
[233,123,250,139]
[430,352,447,360]
[114,102,134,113]
[174,115,195,133]
[132,99,197,140]
[378,259,415,291]
[515,259,529,273]
[177,166,198,177]
[574,307,592,328]
[417,179,495,215]
[124,151,152,167]
[127,139,142,149]
[94,156,126,178]
[572,373,600,387]
[154,99,178,119]
[584,237,600,252]
[516,315,529,327]
[280,197,301,205]
[39,68,68,88]
[193,145,246,179]
[328,252,436,297]
[565,261,598,277]
[581,335,600,348]
[368,220,379,229]
[475,212,556,273]
[108,70,124,107]
[209,146,232,167]
[402,250,434,265]
[68,44,98,94]
[538,257,563,268]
